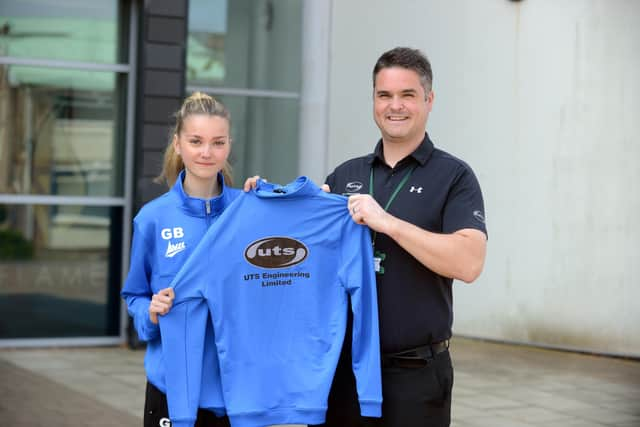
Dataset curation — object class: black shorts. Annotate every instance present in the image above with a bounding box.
[144,381,230,427]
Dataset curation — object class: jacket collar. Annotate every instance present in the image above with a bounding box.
[171,170,230,217]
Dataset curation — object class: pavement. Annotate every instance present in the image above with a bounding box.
[0,336,639,427]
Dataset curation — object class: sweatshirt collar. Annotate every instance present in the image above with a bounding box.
[254,176,322,198]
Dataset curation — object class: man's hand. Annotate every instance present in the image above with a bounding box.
[347,194,392,233]
[149,287,175,324]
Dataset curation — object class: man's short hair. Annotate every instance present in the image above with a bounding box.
[373,47,433,94]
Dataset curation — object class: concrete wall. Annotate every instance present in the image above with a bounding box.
[327,0,640,356]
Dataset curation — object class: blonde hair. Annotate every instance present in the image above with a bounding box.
[155,92,233,187]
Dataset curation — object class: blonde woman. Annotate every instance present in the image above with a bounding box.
[122,92,238,427]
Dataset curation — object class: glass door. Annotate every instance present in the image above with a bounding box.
[0,0,137,345]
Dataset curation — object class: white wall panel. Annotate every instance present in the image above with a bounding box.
[327,0,640,356]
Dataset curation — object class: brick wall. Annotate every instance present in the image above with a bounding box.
[134,0,188,211]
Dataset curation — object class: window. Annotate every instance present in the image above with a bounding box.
[186,0,302,184]
[0,0,134,344]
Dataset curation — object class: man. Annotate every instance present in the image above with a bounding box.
[318,47,487,427]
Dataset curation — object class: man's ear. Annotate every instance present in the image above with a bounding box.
[426,90,435,111]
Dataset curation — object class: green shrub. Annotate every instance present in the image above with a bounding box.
[0,229,34,260]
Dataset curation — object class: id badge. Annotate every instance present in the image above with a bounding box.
[373,250,386,275]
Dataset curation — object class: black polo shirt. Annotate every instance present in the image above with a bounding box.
[325,133,487,353]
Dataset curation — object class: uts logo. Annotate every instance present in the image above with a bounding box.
[345,181,363,193]
[244,237,308,269]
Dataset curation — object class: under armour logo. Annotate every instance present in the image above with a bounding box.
[409,186,423,193]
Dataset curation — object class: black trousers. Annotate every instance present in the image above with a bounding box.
[315,345,453,427]
[144,381,230,427]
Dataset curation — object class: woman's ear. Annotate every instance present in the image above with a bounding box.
[172,134,180,155]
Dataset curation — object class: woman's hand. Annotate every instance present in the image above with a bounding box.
[149,287,175,324]
[243,175,264,192]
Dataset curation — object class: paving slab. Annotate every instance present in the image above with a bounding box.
[1,337,639,426]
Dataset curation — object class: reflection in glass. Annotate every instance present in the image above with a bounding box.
[0,204,121,338]
[215,95,299,185]
[187,0,302,92]
[0,1,119,64]
[0,65,121,197]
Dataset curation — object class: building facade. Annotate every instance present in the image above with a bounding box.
[0,0,316,347]
[2,0,639,357]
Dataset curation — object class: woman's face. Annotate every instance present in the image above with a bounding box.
[173,114,231,182]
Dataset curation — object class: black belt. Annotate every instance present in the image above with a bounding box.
[382,340,450,368]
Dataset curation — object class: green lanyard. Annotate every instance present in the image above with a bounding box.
[368,164,417,246]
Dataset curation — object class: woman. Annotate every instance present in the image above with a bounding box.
[121,92,238,427]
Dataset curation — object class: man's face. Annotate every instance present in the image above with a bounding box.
[373,67,433,145]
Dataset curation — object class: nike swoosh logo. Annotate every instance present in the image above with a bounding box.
[166,248,185,257]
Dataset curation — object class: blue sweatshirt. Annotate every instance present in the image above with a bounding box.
[121,171,240,414]
[160,176,382,427]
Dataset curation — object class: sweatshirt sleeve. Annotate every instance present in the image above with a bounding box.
[339,220,382,417]
[121,219,160,342]
[158,238,212,427]
[159,300,208,427]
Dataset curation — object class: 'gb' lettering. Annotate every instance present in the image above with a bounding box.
[161,227,184,240]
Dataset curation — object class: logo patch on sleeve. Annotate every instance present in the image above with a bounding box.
[345,181,363,193]
[473,210,486,223]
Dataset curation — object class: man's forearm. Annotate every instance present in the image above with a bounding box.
[384,215,487,283]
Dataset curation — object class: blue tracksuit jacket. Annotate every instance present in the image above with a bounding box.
[159,176,382,427]
[121,170,240,414]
